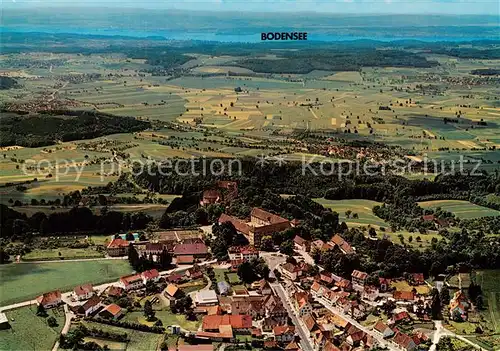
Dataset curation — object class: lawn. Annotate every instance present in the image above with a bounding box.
[0,260,132,306]
[83,337,127,350]
[214,268,230,283]
[390,280,430,295]
[418,200,500,219]
[313,198,388,229]
[0,306,65,351]
[123,310,201,331]
[81,321,163,351]
[22,247,105,261]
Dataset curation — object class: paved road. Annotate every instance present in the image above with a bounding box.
[314,295,398,351]
[271,283,314,351]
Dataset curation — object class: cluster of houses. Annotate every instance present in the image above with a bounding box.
[107,234,209,266]
[276,234,437,351]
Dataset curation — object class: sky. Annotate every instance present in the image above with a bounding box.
[3,0,500,15]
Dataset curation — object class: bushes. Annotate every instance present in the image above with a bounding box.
[91,317,165,334]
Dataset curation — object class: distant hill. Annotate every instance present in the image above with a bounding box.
[0,110,151,147]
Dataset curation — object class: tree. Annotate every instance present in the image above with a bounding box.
[37,304,47,317]
[440,286,450,306]
[143,300,155,321]
[125,232,135,241]
[475,295,483,310]
[159,248,172,269]
[345,210,352,219]
[279,240,294,256]
[260,236,274,252]
[238,261,258,283]
[47,316,58,327]
[430,288,442,319]
[128,244,140,270]
[0,247,10,264]
[368,227,377,237]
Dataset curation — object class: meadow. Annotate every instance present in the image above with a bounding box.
[0,260,132,306]
[418,200,500,219]
[476,270,500,334]
[313,198,388,228]
[0,306,65,351]
[80,321,163,351]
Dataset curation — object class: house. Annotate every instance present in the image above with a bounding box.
[219,208,291,247]
[281,262,302,281]
[409,273,425,285]
[257,279,273,295]
[311,281,325,296]
[302,314,318,333]
[273,325,295,344]
[75,296,101,317]
[311,239,325,251]
[100,304,123,320]
[318,271,335,286]
[0,313,10,330]
[373,321,394,338]
[73,283,94,301]
[176,255,195,265]
[449,291,470,321]
[351,270,368,287]
[393,331,416,351]
[36,290,62,309]
[174,242,208,259]
[293,292,312,317]
[393,291,415,302]
[106,238,129,256]
[142,269,160,284]
[329,234,354,254]
[336,278,353,291]
[165,284,180,300]
[120,274,144,291]
[294,235,310,251]
[263,317,282,332]
[266,301,288,324]
[195,290,219,306]
[107,286,124,298]
[228,245,259,263]
[202,314,252,333]
[166,273,184,283]
[390,311,411,325]
[346,330,366,347]
[217,281,231,295]
[201,189,222,206]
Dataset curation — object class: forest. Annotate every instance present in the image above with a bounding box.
[0,110,151,147]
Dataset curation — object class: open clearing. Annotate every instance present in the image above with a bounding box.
[476,270,500,334]
[0,260,132,306]
[418,200,500,219]
[0,306,64,351]
[313,198,388,228]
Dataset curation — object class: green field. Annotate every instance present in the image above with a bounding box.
[0,260,132,306]
[22,247,105,261]
[418,200,500,219]
[313,198,388,228]
[476,270,500,334]
[80,321,163,351]
[0,306,65,351]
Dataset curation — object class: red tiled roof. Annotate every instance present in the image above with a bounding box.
[82,295,101,311]
[273,325,295,336]
[422,214,435,221]
[393,311,411,322]
[120,274,142,286]
[374,321,390,333]
[74,283,93,296]
[176,255,195,264]
[303,314,317,331]
[103,303,121,316]
[202,315,252,330]
[37,290,61,306]
[393,291,415,301]
[251,208,289,224]
[294,235,306,245]
[107,286,124,297]
[174,243,208,256]
[411,273,425,283]
[394,332,415,350]
[107,238,129,249]
[351,270,368,280]
[142,269,159,280]
[218,213,251,235]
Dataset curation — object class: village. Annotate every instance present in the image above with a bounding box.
[0,181,482,351]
